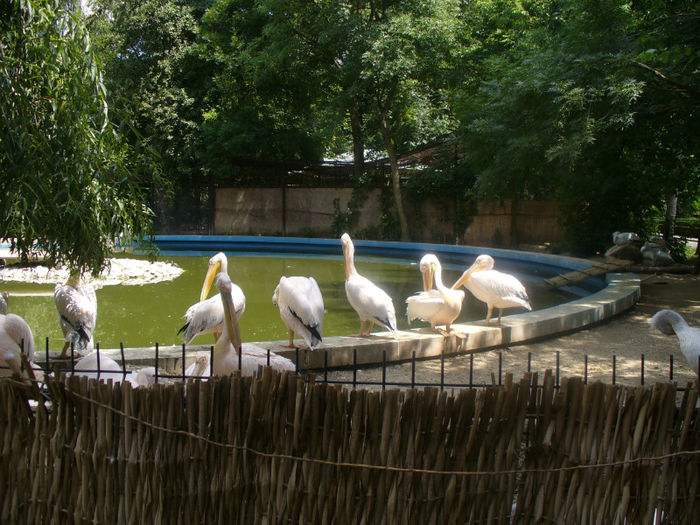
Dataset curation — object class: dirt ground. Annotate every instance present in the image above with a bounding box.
[329,271,700,389]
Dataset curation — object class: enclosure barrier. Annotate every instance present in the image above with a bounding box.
[1,369,698,524]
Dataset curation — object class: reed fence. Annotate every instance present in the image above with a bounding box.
[1,369,698,524]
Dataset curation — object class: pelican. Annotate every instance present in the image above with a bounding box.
[341,233,397,336]
[0,312,35,377]
[452,254,531,325]
[73,351,156,387]
[406,254,465,335]
[178,252,245,345]
[272,276,324,349]
[0,291,9,315]
[650,309,700,376]
[54,272,97,358]
[186,272,294,378]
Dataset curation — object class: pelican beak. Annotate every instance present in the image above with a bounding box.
[452,265,478,290]
[221,289,242,352]
[423,264,435,292]
[200,260,221,302]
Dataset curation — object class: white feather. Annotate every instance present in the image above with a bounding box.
[273,276,324,349]
[0,313,35,377]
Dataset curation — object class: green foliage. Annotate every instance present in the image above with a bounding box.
[0,0,157,275]
[455,0,699,254]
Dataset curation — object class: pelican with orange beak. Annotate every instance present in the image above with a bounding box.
[178,252,245,345]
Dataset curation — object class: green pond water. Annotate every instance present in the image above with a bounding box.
[2,253,575,350]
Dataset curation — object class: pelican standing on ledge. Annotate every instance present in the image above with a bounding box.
[273,276,324,349]
[186,273,294,377]
[407,254,465,336]
[341,233,397,336]
[178,252,245,345]
[650,309,700,376]
[54,272,97,358]
[0,311,36,377]
[452,254,531,325]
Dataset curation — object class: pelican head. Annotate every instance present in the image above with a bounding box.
[451,254,495,289]
[216,272,242,352]
[419,254,440,292]
[201,252,228,302]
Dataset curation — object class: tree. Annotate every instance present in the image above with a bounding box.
[455,0,699,253]
[0,0,156,274]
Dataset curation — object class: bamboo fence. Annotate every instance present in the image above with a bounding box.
[0,370,698,524]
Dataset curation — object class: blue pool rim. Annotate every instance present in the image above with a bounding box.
[150,234,606,296]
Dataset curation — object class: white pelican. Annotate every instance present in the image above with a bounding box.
[54,272,97,358]
[272,276,324,349]
[341,233,397,336]
[186,273,294,378]
[0,312,35,377]
[406,254,465,335]
[178,252,245,345]
[452,254,531,325]
[650,309,700,376]
[0,291,9,315]
[73,352,156,387]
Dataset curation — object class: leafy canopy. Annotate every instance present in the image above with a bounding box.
[0,0,157,274]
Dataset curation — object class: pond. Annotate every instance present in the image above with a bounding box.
[2,251,577,350]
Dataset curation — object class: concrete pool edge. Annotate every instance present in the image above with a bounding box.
[90,272,639,371]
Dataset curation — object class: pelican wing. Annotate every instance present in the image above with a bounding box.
[179,286,245,344]
[406,288,464,327]
[406,290,444,323]
[467,271,531,310]
[276,276,324,349]
[0,313,35,376]
[346,274,397,332]
[54,282,97,349]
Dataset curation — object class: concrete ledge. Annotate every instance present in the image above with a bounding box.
[73,272,640,373]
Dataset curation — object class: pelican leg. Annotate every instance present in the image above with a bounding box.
[497,308,503,324]
[485,305,494,325]
[366,320,375,336]
[283,330,296,348]
[352,320,367,337]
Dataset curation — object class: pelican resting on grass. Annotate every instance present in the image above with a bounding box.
[650,309,700,377]
[0,312,35,377]
[341,233,397,336]
[0,291,9,315]
[452,254,531,325]
[186,273,294,378]
[72,351,156,387]
[273,276,324,349]
[406,254,465,336]
[54,272,97,358]
[178,252,245,345]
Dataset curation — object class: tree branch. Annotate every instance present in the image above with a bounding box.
[632,61,700,100]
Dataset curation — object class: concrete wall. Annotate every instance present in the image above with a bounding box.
[215,187,563,245]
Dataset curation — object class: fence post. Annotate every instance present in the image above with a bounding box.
[641,354,645,385]
[155,342,160,383]
[411,351,416,389]
[612,355,616,385]
[352,349,357,389]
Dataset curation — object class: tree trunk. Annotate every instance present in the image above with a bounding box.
[350,97,364,180]
[662,193,678,242]
[378,111,409,241]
